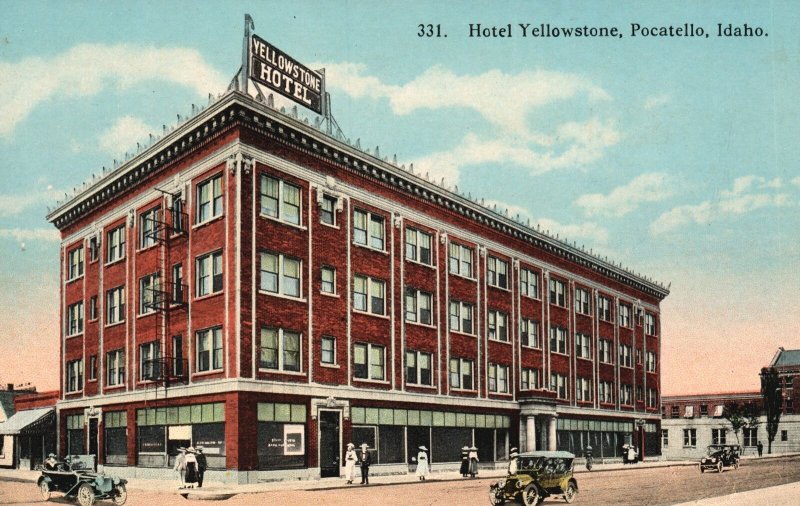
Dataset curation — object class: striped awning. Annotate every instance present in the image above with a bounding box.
[0,407,54,435]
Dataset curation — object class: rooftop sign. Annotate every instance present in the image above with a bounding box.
[249,34,323,114]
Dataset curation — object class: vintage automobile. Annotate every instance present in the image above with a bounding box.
[699,444,741,473]
[37,455,128,506]
[489,451,578,505]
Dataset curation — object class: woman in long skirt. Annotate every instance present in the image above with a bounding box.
[184,447,198,488]
[468,446,479,477]
[459,446,470,477]
[344,443,357,484]
[415,446,430,481]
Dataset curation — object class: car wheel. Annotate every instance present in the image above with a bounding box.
[716,461,722,473]
[522,483,541,506]
[38,479,51,500]
[700,465,705,473]
[77,483,96,506]
[111,483,128,505]
[563,482,578,504]
[488,488,503,506]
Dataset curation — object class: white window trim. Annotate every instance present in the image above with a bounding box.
[575,288,591,315]
[105,225,126,265]
[620,384,633,405]
[549,279,567,307]
[320,335,337,365]
[353,209,386,252]
[138,341,160,381]
[107,349,125,386]
[139,272,160,316]
[195,174,224,225]
[619,344,633,369]
[618,304,632,328]
[66,301,84,337]
[405,227,434,266]
[448,243,474,279]
[487,256,509,290]
[353,342,386,381]
[520,318,540,348]
[106,286,125,326]
[521,368,540,390]
[549,326,568,355]
[259,327,303,373]
[598,295,612,322]
[66,359,83,393]
[488,363,510,394]
[405,288,434,326]
[575,332,591,360]
[405,350,434,386]
[67,247,84,282]
[320,266,337,295]
[519,268,540,299]
[139,206,161,250]
[260,174,303,227]
[576,377,593,402]
[550,372,568,399]
[353,275,386,316]
[488,310,509,343]
[449,300,475,335]
[320,194,338,227]
[449,358,475,391]
[196,250,223,298]
[599,339,613,364]
[196,327,223,373]
[259,252,303,299]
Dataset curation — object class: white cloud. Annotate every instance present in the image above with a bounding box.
[98,116,154,155]
[650,175,793,235]
[575,172,673,217]
[0,43,227,137]
[0,187,65,217]
[0,228,60,242]
[643,93,670,110]
[791,176,800,187]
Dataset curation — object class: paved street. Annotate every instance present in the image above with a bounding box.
[1,456,798,505]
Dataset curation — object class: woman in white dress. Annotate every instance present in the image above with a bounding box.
[415,446,430,481]
[344,443,357,484]
[468,446,479,477]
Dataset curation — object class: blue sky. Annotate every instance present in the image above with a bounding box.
[1,0,798,394]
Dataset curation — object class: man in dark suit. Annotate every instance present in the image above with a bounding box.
[195,447,208,488]
[358,443,372,484]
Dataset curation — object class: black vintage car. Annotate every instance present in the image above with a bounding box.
[489,451,578,505]
[37,455,128,506]
[699,444,741,473]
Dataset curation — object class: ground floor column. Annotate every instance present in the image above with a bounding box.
[525,416,536,452]
[547,416,557,452]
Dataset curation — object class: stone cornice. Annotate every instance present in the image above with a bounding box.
[47,91,669,300]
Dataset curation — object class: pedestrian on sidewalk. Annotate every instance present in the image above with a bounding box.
[468,445,479,478]
[184,447,198,488]
[195,447,207,488]
[757,441,763,457]
[344,443,357,484]
[415,446,430,481]
[622,443,630,464]
[508,447,519,475]
[459,446,470,477]
[627,444,638,464]
[358,443,372,485]
[173,448,187,488]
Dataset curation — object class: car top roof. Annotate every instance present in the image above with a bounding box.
[518,451,575,459]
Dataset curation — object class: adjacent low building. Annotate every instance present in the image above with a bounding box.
[0,386,58,469]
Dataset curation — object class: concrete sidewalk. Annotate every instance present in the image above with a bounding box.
[674,480,800,505]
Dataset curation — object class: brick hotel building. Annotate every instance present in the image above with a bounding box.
[48,89,669,481]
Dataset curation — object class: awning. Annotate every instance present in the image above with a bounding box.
[0,407,54,435]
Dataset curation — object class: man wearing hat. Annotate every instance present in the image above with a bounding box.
[357,443,372,485]
[508,447,519,475]
[344,443,357,484]
[195,447,208,488]
[459,446,470,477]
[415,446,430,481]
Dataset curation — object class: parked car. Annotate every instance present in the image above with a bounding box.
[489,451,578,505]
[37,455,127,505]
[699,445,741,473]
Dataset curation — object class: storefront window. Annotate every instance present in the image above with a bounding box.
[104,411,127,465]
[66,414,84,456]
[136,402,225,468]
[256,402,306,470]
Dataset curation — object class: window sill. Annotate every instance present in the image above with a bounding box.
[406,383,436,390]
[105,321,125,329]
[521,344,541,351]
[449,272,477,283]
[488,338,512,346]
[105,384,125,391]
[258,290,307,303]
[549,303,568,310]
[104,258,126,268]
[353,242,388,255]
[320,363,340,369]
[449,329,476,338]
[488,391,513,397]
[192,214,224,231]
[193,369,224,377]
[521,294,541,302]
[352,377,390,385]
[260,213,307,231]
[620,365,634,370]
[65,275,84,285]
[576,311,592,318]
[89,317,98,323]
[450,387,477,393]
[319,291,339,298]
[64,390,83,395]
[352,310,389,320]
[136,243,159,254]
[405,258,436,270]
[551,351,570,357]
[405,320,437,330]
[65,333,84,339]
[194,291,224,303]
[258,368,307,377]
[137,311,157,320]
[87,378,97,383]
[487,284,511,293]
[319,221,340,230]
[577,357,594,363]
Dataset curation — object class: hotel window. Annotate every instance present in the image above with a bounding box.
[598,295,611,322]
[172,335,184,377]
[618,303,631,327]
[520,319,540,348]
[106,286,125,324]
[320,194,337,225]
[683,428,697,447]
[139,273,160,315]
[661,429,669,448]
[549,279,566,307]
[550,373,567,399]
[599,339,613,364]
[647,388,658,408]
[321,336,336,365]
[139,341,160,380]
[353,209,385,250]
[172,263,184,304]
[354,343,385,381]
[449,358,474,390]
[260,252,301,298]
[743,428,757,447]
[449,300,474,334]
[636,348,643,365]
[66,359,83,393]
[700,404,708,417]
[353,275,386,315]
[406,350,433,386]
[320,266,336,294]
[575,287,591,315]
[405,289,432,325]
[549,326,567,354]
[88,355,97,381]
[107,349,125,386]
[521,368,540,390]
[576,377,592,402]
[89,296,98,320]
[139,206,160,248]
[671,406,679,418]
[520,268,539,298]
[488,363,509,393]
[599,381,614,403]
[487,256,508,289]
[88,236,99,262]
[645,313,657,335]
[260,175,301,225]
[575,333,591,359]
[448,243,473,277]
[260,327,301,372]
[636,385,643,402]
[171,192,186,233]
[67,301,84,336]
[196,174,223,224]
[106,225,125,263]
[646,351,657,372]
[68,247,84,280]
[620,384,633,405]
[196,327,223,372]
[196,250,223,297]
[781,430,788,441]
[488,310,508,342]
[619,344,632,368]
[405,227,432,265]
[712,428,727,445]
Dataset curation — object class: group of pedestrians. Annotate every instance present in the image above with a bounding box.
[343,442,374,485]
[343,442,482,484]
[173,446,207,489]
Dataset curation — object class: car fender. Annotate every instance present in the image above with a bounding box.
[568,478,579,491]
[38,475,53,486]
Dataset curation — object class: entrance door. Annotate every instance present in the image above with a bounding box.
[89,418,99,458]
[30,436,43,470]
[318,410,340,478]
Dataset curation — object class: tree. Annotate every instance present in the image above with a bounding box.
[722,402,747,446]
[761,367,782,454]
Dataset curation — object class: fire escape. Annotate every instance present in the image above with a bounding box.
[141,193,189,388]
